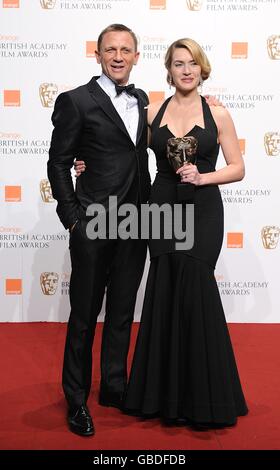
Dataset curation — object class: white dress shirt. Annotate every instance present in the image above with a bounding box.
[97,73,139,145]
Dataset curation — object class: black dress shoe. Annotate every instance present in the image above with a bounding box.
[99,390,124,409]
[67,405,95,436]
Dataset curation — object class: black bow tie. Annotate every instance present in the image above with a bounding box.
[115,83,136,96]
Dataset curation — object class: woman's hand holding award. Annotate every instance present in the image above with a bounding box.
[167,136,198,201]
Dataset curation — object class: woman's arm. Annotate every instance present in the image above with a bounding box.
[178,106,245,186]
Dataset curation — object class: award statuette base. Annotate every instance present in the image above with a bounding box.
[177,182,195,202]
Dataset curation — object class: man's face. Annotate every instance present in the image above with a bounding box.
[95,31,139,85]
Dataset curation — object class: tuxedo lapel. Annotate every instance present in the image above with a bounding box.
[87,77,131,141]
[136,92,146,145]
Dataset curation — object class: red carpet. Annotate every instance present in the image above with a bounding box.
[0,323,279,450]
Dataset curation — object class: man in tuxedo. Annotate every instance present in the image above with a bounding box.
[48,24,150,436]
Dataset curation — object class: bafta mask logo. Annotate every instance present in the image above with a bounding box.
[40,0,56,9]
[264,132,280,156]
[267,35,280,60]
[186,0,203,11]
[39,83,58,108]
[261,226,280,250]
[40,272,59,295]
[40,179,54,203]
[167,136,198,172]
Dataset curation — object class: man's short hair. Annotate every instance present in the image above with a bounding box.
[97,24,138,52]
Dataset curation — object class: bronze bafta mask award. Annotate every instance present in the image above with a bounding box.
[167,136,198,201]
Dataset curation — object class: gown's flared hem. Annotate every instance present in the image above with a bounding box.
[124,253,248,426]
[123,404,248,429]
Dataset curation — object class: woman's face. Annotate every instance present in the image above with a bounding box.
[170,47,201,92]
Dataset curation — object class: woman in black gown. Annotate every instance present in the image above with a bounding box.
[123,38,248,428]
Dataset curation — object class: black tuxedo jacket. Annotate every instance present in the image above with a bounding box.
[48,76,151,229]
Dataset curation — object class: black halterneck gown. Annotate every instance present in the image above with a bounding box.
[124,96,248,425]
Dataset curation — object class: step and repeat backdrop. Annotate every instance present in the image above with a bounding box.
[1,0,279,322]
